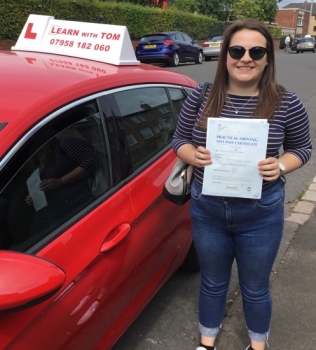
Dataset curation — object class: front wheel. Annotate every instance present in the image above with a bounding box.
[195,51,203,64]
[170,52,180,67]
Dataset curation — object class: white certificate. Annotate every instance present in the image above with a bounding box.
[26,168,48,212]
[202,118,269,199]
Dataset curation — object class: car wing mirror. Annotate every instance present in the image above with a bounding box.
[0,251,65,313]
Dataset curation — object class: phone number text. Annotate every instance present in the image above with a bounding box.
[50,39,110,51]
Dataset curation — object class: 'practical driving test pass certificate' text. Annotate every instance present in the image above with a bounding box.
[202,118,269,199]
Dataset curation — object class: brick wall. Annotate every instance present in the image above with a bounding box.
[0,40,15,50]
[303,11,310,36]
[275,9,309,37]
[275,9,299,28]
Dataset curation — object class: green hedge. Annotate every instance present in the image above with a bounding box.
[266,24,282,40]
[279,34,288,49]
[0,0,224,41]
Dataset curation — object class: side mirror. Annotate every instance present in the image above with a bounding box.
[0,251,65,312]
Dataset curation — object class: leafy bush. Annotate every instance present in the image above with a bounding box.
[266,24,282,40]
[0,0,224,41]
[279,34,287,49]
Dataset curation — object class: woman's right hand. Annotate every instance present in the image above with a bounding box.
[25,195,33,206]
[194,146,212,168]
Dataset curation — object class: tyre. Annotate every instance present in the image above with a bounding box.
[181,242,200,272]
[296,51,299,53]
[205,56,212,62]
[195,51,203,64]
[170,52,179,67]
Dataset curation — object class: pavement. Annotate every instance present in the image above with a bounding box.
[215,176,316,350]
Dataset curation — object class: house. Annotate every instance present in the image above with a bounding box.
[152,0,168,7]
[276,2,316,38]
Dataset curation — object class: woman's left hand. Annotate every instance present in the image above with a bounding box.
[258,157,280,181]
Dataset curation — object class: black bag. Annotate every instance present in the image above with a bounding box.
[162,82,209,205]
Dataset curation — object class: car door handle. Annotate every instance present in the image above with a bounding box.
[100,223,131,253]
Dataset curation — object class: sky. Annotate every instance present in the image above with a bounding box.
[278,0,312,9]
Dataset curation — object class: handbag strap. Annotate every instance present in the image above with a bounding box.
[195,82,209,113]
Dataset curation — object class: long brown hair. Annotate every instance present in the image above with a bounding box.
[199,19,285,129]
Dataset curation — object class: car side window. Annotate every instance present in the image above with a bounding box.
[168,88,188,123]
[174,33,184,41]
[182,33,193,43]
[112,87,175,170]
[0,101,110,252]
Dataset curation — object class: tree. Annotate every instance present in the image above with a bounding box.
[231,0,279,22]
[197,0,235,20]
[231,0,263,20]
[256,0,278,23]
[171,0,199,13]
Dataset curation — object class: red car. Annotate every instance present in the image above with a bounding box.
[0,15,198,349]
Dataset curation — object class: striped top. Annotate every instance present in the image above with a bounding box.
[172,83,313,188]
[40,136,96,204]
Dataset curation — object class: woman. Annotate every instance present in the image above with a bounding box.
[172,19,312,350]
[26,135,96,231]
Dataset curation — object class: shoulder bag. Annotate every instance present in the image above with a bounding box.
[162,82,209,205]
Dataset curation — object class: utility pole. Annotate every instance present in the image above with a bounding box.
[308,0,314,35]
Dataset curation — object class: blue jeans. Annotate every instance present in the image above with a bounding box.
[190,178,285,342]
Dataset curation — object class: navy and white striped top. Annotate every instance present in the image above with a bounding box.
[172,83,313,188]
[40,136,96,204]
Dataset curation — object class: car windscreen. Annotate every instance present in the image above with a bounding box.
[210,36,223,42]
[139,35,168,43]
[299,38,314,42]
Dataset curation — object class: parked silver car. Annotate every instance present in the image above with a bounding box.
[202,36,223,61]
[295,36,315,53]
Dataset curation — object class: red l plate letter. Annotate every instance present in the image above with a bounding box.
[25,23,37,39]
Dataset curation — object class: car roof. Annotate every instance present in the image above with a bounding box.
[205,36,223,41]
[0,50,196,157]
[298,37,315,41]
[141,31,183,37]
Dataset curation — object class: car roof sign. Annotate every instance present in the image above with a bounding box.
[11,14,140,66]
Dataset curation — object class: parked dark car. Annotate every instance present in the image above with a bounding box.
[135,31,203,67]
[290,38,298,51]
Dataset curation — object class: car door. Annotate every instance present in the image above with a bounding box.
[170,32,190,61]
[0,98,137,349]
[182,32,198,60]
[106,85,192,307]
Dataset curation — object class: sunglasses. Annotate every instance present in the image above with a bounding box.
[227,46,268,60]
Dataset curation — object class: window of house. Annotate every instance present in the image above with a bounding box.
[297,15,303,26]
